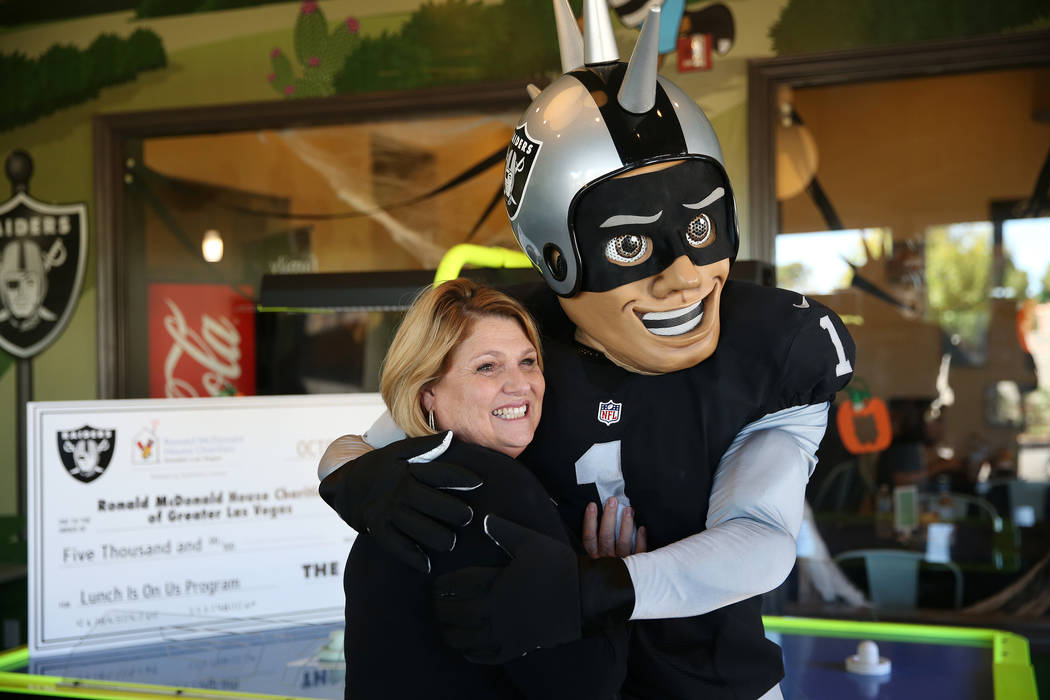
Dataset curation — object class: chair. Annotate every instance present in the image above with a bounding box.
[1004,481,1048,524]
[919,492,1002,529]
[833,549,963,610]
[978,479,1049,525]
[811,460,873,512]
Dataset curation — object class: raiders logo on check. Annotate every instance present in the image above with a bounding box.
[0,191,87,359]
[504,123,542,221]
[57,425,116,483]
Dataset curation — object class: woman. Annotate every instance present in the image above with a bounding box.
[329,278,638,699]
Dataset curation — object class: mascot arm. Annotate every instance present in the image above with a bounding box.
[317,411,404,481]
[624,402,828,619]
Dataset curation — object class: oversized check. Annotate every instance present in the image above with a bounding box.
[27,393,386,657]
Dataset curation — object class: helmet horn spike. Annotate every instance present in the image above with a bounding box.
[583,0,618,65]
[617,6,660,114]
[553,0,584,73]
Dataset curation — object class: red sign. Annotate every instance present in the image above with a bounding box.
[677,33,712,73]
[148,283,256,398]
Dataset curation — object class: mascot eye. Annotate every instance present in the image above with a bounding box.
[604,234,651,265]
[686,214,714,248]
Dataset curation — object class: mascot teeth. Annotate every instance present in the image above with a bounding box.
[492,406,527,419]
[641,300,704,336]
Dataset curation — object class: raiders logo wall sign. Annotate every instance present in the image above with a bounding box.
[57,425,116,483]
[0,190,88,359]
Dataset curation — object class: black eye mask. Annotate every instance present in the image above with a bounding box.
[571,158,736,293]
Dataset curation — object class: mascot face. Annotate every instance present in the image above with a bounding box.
[559,159,732,374]
[559,256,729,374]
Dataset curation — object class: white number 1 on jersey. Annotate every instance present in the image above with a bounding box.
[575,440,632,540]
[575,441,629,506]
[819,315,853,377]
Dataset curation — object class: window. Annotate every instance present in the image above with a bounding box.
[95,84,530,398]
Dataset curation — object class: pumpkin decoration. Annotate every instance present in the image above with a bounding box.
[836,383,892,454]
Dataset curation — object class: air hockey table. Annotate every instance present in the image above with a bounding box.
[0,616,1039,699]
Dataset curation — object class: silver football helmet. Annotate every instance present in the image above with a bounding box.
[504,0,738,296]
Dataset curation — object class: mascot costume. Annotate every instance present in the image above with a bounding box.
[319,1,855,697]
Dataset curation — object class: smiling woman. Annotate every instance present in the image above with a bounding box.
[320,278,635,699]
[420,315,544,458]
[379,278,545,446]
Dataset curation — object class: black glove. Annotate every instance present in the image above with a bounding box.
[319,433,481,573]
[433,514,635,664]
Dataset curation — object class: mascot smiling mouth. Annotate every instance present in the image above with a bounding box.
[640,299,704,336]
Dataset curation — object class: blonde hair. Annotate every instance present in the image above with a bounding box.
[380,278,544,437]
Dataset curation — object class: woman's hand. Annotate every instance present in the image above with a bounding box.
[582,497,647,558]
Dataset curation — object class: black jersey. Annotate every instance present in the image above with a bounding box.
[345,439,628,700]
[519,280,855,699]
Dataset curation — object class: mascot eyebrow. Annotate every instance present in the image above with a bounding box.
[596,185,726,229]
[683,186,725,210]
[599,211,664,228]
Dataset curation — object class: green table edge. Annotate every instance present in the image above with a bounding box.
[0,617,1038,699]
[763,615,1038,700]
[0,644,305,700]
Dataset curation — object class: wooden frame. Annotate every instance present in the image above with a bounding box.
[747,29,1050,265]
[93,81,532,398]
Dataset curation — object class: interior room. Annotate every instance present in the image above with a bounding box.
[1,0,1048,697]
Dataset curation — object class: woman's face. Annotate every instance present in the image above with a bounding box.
[421,315,544,458]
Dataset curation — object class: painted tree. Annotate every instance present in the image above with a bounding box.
[269,1,360,98]
[770,0,1050,55]
[331,0,561,95]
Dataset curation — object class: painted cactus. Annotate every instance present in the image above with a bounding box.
[269,1,359,98]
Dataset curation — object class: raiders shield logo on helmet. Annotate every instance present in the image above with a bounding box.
[57,425,116,483]
[0,192,87,359]
[504,123,542,221]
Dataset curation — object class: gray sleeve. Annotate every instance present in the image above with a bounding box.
[623,402,829,619]
[363,410,406,448]
[316,410,406,481]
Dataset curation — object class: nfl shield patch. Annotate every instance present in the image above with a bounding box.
[504,123,542,221]
[597,400,622,426]
[57,425,116,483]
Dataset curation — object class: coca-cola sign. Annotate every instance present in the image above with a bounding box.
[148,283,256,398]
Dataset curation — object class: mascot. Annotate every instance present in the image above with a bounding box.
[320,2,855,697]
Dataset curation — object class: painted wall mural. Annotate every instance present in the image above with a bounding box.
[265,0,560,97]
[770,0,1048,54]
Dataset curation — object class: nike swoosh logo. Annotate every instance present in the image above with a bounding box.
[793,296,810,309]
